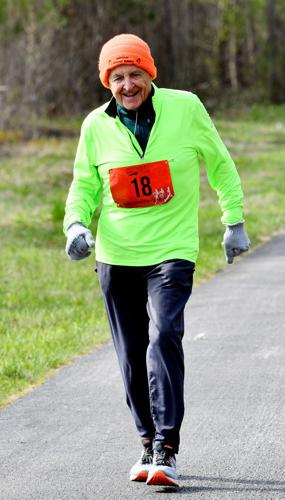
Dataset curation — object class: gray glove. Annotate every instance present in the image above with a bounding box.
[222,222,250,264]
[65,222,95,260]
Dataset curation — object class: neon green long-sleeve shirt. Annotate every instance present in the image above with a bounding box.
[64,85,244,265]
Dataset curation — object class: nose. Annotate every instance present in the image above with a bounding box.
[123,77,135,92]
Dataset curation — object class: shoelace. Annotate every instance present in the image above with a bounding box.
[141,446,153,464]
[155,448,175,466]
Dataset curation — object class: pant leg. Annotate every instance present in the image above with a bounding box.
[96,262,155,439]
[145,259,195,453]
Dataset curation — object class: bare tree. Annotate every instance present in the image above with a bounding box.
[266,0,285,103]
[1,0,285,129]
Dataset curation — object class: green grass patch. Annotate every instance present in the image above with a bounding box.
[197,106,285,281]
[0,137,108,406]
[1,106,285,406]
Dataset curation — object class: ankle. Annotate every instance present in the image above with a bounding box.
[154,441,177,454]
[141,437,153,449]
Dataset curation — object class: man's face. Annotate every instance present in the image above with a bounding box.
[109,65,152,111]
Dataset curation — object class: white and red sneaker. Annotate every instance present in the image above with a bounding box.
[129,442,153,482]
[146,443,178,487]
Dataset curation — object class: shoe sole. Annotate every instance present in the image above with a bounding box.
[146,470,178,487]
[130,471,149,482]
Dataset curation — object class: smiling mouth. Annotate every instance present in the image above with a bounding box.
[123,91,139,98]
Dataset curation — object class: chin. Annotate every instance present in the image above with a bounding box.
[126,104,139,110]
[121,94,143,110]
[124,102,140,111]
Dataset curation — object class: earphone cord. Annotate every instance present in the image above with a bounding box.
[134,111,138,137]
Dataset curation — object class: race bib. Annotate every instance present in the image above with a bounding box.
[109,160,174,208]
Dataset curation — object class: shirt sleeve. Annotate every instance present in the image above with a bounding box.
[191,95,244,225]
[63,120,102,234]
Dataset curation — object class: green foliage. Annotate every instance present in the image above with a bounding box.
[0,0,71,33]
[0,0,8,23]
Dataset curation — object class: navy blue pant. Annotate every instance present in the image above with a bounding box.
[96,259,195,453]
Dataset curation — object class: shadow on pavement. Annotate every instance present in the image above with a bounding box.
[149,475,285,495]
[151,475,285,495]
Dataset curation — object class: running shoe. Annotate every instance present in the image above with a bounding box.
[129,441,153,482]
[146,443,178,486]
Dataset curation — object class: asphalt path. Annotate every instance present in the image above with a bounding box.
[1,233,285,500]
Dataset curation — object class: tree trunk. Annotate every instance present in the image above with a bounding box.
[23,5,37,114]
[266,0,284,102]
[228,28,238,91]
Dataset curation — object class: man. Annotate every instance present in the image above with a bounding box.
[64,33,250,487]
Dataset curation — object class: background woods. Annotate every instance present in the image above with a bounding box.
[1,0,285,127]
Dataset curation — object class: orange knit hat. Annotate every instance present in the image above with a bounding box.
[98,34,157,88]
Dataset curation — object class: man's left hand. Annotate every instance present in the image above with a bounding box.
[222,222,250,264]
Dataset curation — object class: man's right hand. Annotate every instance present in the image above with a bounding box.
[65,223,95,260]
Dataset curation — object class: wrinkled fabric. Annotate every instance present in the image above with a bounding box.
[96,259,195,452]
[64,84,244,265]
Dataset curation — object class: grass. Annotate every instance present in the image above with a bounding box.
[0,138,108,406]
[197,104,285,281]
[1,105,285,406]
